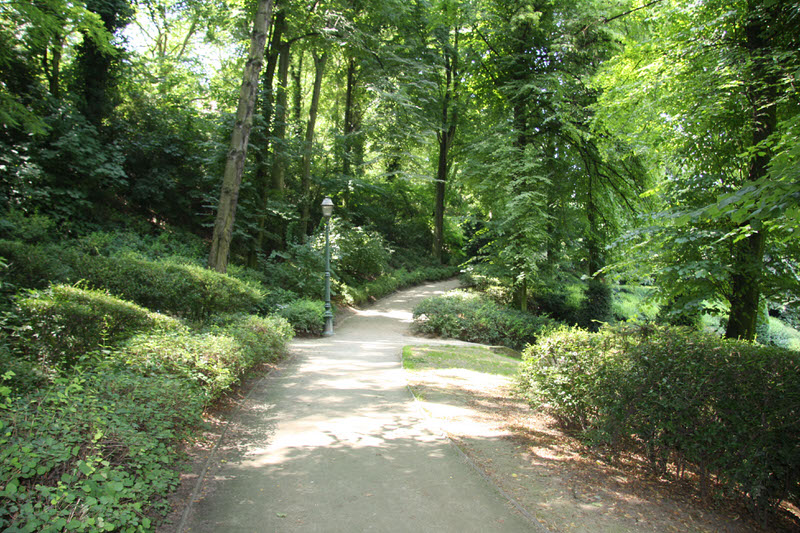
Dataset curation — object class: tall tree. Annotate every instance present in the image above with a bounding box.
[432,12,460,264]
[73,0,133,126]
[299,50,328,237]
[208,0,274,273]
[594,0,800,340]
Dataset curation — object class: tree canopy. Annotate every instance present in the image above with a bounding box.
[1,0,798,341]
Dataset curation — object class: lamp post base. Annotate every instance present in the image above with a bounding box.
[323,315,334,337]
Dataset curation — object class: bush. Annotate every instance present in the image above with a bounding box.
[413,290,558,350]
[519,325,800,518]
[329,220,392,284]
[0,241,265,319]
[121,314,293,404]
[262,240,326,300]
[611,284,659,323]
[579,279,613,331]
[529,283,583,325]
[74,228,205,262]
[0,240,78,291]
[276,299,325,336]
[11,285,184,369]
[74,254,264,319]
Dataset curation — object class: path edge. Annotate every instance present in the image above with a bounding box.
[401,352,553,533]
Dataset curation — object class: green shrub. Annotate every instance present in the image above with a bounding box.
[519,325,800,517]
[262,240,326,300]
[74,254,264,319]
[0,211,57,243]
[329,220,392,284]
[611,284,659,323]
[0,367,203,532]
[0,240,78,290]
[121,314,293,404]
[276,299,325,336]
[11,285,184,368]
[75,228,205,261]
[529,283,583,325]
[0,241,265,319]
[579,279,613,331]
[413,290,558,350]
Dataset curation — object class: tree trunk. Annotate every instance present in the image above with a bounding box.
[48,36,63,98]
[270,42,290,197]
[299,51,328,238]
[291,49,305,137]
[207,0,274,273]
[432,27,459,264]
[724,4,777,340]
[342,56,360,178]
[250,9,286,265]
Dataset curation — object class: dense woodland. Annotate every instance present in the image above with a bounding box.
[2,0,799,337]
[1,0,799,530]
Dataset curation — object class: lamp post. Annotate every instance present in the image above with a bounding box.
[321,197,334,336]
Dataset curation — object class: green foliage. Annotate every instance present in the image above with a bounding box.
[275,300,325,337]
[75,229,205,262]
[0,241,264,319]
[75,254,264,319]
[413,290,558,351]
[0,211,57,244]
[11,285,183,369]
[262,240,326,300]
[328,219,392,285]
[519,325,800,516]
[579,279,613,332]
[529,281,584,326]
[611,284,659,323]
[122,314,293,404]
[0,367,202,532]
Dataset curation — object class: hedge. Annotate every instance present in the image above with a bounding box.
[12,285,184,369]
[518,325,800,519]
[412,290,558,350]
[0,240,264,319]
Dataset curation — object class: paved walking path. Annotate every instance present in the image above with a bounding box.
[179,280,540,532]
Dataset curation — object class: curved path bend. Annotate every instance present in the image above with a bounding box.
[179,280,541,532]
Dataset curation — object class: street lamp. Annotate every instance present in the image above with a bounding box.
[322,197,334,336]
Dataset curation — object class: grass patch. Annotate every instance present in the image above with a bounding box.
[402,345,520,377]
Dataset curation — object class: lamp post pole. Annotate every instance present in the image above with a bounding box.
[322,197,334,336]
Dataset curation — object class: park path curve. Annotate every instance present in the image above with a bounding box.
[178,279,542,532]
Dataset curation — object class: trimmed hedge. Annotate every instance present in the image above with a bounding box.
[12,285,184,368]
[518,325,800,518]
[0,240,264,318]
[121,314,294,403]
[412,290,558,350]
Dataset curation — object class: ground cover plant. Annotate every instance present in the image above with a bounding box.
[0,248,295,530]
[518,324,800,524]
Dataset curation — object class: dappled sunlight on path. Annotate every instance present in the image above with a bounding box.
[179,279,540,532]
